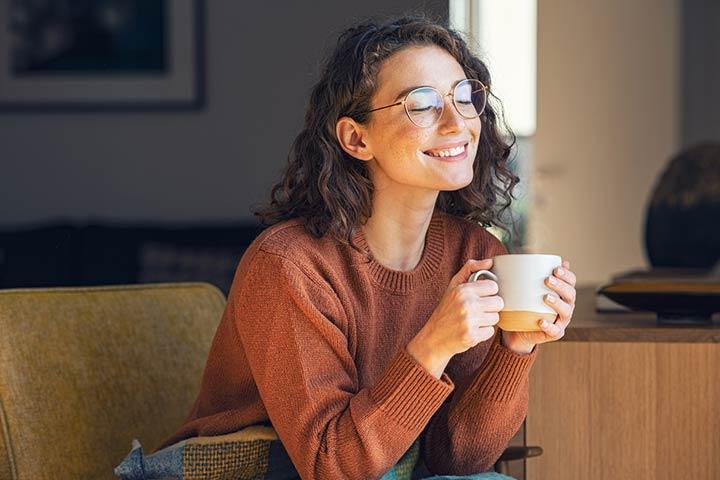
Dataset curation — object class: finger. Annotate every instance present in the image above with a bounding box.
[538,316,565,339]
[463,279,499,297]
[562,259,570,269]
[544,293,573,319]
[460,300,501,321]
[451,258,493,288]
[477,325,496,343]
[554,265,577,287]
[546,275,576,304]
[474,311,500,327]
[553,307,573,331]
[476,294,504,312]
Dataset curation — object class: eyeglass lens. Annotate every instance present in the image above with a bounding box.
[404,80,486,127]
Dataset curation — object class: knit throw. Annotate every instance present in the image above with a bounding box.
[114,425,419,480]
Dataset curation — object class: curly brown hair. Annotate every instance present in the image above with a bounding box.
[253,14,519,250]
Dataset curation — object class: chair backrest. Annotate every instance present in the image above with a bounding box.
[0,283,225,480]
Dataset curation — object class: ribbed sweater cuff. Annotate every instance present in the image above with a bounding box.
[370,348,454,432]
[458,334,537,408]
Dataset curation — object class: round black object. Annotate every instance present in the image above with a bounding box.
[644,143,720,269]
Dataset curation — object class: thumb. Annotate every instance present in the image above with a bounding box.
[449,258,493,289]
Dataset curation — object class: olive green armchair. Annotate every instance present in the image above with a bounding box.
[0,283,224,480]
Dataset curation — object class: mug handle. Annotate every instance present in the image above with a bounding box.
[468,269,498,283]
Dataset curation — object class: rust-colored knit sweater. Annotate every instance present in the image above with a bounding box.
[159,208,537,478]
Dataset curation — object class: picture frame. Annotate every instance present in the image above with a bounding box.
[0,0,205,112]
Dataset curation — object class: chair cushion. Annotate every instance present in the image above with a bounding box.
[0,283,225,479]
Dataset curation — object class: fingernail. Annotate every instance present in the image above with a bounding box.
[546,294,556,303]
[548,276,557,285]
[557,268,565,277]
[539,319,547,327]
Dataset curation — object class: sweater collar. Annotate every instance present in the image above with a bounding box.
[352,208,445,295]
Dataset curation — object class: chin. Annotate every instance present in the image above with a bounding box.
[438,175,474,192]
[452,166,476,189]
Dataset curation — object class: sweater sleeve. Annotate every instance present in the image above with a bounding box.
[233,249,454,480]
[421,333,537,474]
[420,232,537,475]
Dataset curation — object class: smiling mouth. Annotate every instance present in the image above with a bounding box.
[423,143,468,159]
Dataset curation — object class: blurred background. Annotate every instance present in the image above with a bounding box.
[0,0,718,294]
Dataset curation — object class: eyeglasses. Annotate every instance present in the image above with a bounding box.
[359,79,488,128]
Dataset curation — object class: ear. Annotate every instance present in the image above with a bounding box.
[336,116,374,161]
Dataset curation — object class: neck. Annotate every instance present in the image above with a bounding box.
[360,195,438,272]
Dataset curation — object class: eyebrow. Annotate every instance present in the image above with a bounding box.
[391,78,468,102]
[392,85,426,102]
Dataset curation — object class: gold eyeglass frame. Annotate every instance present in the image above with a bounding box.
[360,78,489,128]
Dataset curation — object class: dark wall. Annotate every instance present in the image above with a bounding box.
[0,1,448,226]
[682,0,720,146]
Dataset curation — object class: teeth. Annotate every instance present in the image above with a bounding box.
[426,145,465,157]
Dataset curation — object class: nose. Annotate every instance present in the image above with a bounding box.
[436,95,465,134]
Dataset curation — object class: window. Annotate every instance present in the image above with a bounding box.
[449,0,537,250]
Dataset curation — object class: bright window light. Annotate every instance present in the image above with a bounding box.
[449,0,537,137]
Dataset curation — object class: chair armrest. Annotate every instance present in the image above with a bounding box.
[494,445,543,475]
[498,445,543,462]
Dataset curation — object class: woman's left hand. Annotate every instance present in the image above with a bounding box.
[501,259,577,354]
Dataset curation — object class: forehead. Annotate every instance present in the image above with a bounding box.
[374,45,467,99]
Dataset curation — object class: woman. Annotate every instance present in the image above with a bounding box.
[159,15,577,479]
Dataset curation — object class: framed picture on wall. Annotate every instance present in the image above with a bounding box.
[0,0,205,111]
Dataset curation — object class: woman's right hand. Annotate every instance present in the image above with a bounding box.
[406,258,504,378]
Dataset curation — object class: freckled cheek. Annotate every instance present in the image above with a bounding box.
[379,123,429,156]
[470,119,482,142]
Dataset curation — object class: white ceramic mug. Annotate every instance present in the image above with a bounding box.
[468,253,562,332]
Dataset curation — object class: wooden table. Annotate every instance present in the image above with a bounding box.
[525,287,720,480]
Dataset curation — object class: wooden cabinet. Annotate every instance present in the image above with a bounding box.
[525,288,720,479]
